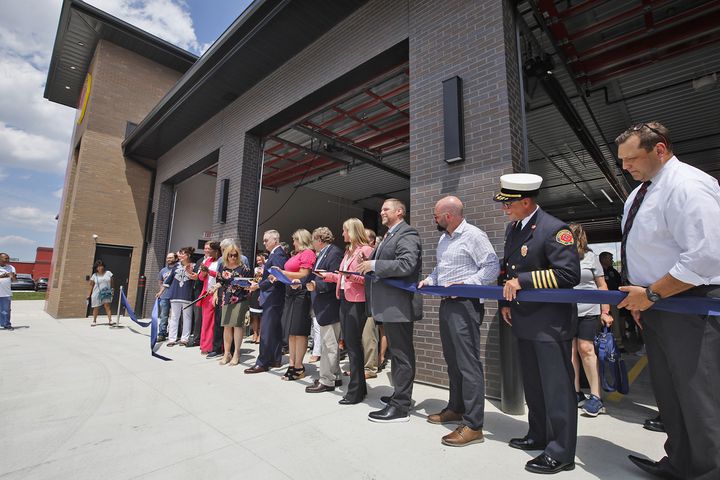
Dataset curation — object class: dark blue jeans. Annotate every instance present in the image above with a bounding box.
[158,298,170,336]
[0,297,11,328]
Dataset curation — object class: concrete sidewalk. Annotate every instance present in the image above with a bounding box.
[0,301,664,479]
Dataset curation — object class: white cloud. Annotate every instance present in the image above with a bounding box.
[0,206,57,232]
[0,235,37,246]
[88,0,204,54]
[0,122,69,173]
[53,188,63,199]
[0,0,204,181]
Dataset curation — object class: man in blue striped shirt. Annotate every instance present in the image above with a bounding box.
[419,196,499,447]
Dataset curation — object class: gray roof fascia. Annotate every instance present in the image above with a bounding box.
[121,0,276,158]
[44,0,197,106]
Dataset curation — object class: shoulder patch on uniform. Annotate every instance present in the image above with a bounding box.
[555,229,574,245]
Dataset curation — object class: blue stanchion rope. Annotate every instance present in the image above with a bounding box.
[120,290,172,360]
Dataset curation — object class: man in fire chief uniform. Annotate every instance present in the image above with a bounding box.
[496,173,581,475]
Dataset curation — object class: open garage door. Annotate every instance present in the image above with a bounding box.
[256,67,411,247]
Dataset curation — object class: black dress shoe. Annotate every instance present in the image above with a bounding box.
[643,415,666,433]
[380,395,392,405]
[306,383,335,393]
[628,455,681,479]
[339,397,362,405]
[368,405,409,423]
[509,436,547,451]
[206,351,222,358]
[334,379,343,387]
[525,453,574,474]
[244,365,268,374]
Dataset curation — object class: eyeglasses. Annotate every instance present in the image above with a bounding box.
[228,253,239,258]
[502,200,519,208]
[631,123,669,146]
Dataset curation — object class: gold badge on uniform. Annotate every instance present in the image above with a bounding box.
[521,245,528,257]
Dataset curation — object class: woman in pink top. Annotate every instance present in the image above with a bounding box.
[270,229,317,381]
[319,218,373,404]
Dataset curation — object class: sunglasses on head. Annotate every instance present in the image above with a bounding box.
[631,123,669,146]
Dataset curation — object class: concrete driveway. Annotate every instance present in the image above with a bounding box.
[0,301,665,479]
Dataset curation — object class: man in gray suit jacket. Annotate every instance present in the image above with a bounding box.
[358,198,422,423]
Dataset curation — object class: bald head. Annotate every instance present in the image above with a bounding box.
[433,196,465,233]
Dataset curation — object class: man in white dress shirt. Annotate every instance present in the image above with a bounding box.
[615,122,720,480]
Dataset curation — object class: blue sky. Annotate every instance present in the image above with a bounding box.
[0,0,251,261]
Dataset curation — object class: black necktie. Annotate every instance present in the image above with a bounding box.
[621,181,652,285]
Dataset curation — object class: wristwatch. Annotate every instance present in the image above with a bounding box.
[645,286,662,302]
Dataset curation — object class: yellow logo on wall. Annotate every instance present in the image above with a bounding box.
[76,74,92,125]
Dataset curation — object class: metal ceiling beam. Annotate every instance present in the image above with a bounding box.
[529,137,599,209]
[292,125,409,180]
[567,0,670,42]
[555,0,606,19]
[313,82,409,130]
[355,123,409,150]
[524,55,627,202]
[579,2,720,64]
[264,159,339,187]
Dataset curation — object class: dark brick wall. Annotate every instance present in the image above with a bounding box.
[143,182,174,310]
[408,0,524,397]
[215,133,262,258]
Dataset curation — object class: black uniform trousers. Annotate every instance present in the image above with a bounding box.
[257,301,284,368]
[384,321,415,413]
[642,285,720,480]
[211,303,223,353]
[339,292,367,402]
[517,338,577,464]
[439,298,485,430]
[189,304,202,347]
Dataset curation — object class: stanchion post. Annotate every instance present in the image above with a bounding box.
[499,311,525,414]
[116,286,123,328]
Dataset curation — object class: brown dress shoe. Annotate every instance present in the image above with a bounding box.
[427,408,463,425]
[441,425,484,447]
[305,382,335,393]
[244,365,268,374]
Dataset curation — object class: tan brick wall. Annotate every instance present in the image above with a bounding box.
[46,40,184,318]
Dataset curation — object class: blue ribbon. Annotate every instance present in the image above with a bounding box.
[379,278,720,316]
[269,266,295,285]
[120,290,172,361]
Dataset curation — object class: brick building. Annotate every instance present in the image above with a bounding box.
[45,0,720,397]
[44,0,196,317]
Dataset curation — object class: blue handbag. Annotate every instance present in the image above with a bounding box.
[595,326,630,394]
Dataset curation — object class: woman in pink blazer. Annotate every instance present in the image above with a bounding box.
[320,218,374,404]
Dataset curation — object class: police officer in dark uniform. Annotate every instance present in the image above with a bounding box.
[495,173,581,475]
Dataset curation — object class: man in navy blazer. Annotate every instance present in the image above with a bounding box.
[305,227,344,393]
[245,229,288,373]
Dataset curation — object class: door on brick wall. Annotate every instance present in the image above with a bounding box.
[86,244,133,316]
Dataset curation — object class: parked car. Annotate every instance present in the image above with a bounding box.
[11,274,35,291]
[35,277,49,291]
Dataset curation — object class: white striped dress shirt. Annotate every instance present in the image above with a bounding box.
[424,220,500,302]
